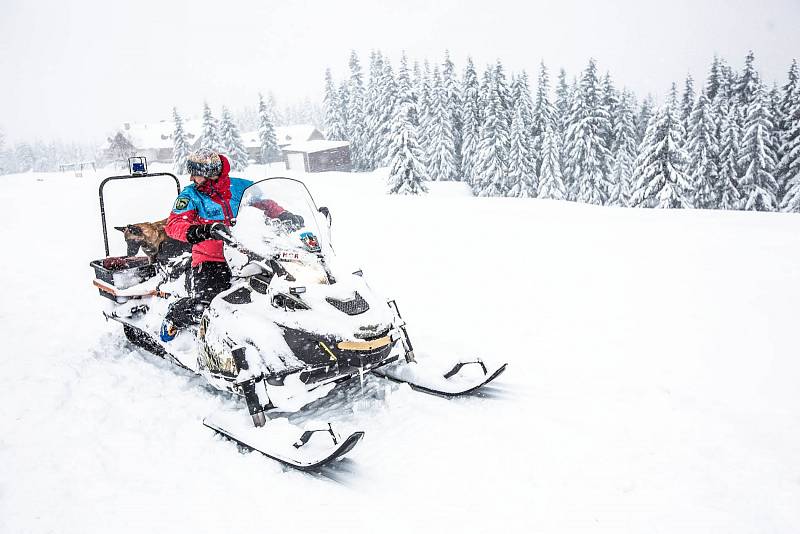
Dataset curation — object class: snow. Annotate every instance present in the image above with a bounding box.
[2,167,800,533]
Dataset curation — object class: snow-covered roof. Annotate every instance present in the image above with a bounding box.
[240,124,324,148]
[101,119,202,150]
[282,140,349,153]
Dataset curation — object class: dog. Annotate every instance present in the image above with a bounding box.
[115,219,192,263]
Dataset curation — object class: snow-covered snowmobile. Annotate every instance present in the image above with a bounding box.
[90,168,506,470]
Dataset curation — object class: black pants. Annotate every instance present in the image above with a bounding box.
[166,261,232,328]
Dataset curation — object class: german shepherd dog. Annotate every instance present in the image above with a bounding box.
[115,219,192,263]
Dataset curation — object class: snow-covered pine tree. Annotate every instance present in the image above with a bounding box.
[680,74,696,132]
[257,93,280,164]
[347,51,367,171]
[685,92,720,208]
[705,55,724,101]
[737,83,779,211]
[493,60,512,131]
[737,51,761,109]
[564,59,612,205]
[387,54,428,195]
[361,51,385,170]
[607,90,638,207]
[442,50,463,180]
[779,63,800,211]
[219,106,249,171]
[368,59,397,167]
[415,61,434,165]
[426,66,458,182]
[506,103,537,197]
[629,104,693,208]
[199,102,221,151]
[775,60,799,204]
[459,57,481,187]
[171,107,190,175]
[537,125,567,200]
[716,102,743,209]
[636,95,655,144]
[600,72,619,154]
[323,69,347,141]
[473,81,509,197]
[531,62,556,173]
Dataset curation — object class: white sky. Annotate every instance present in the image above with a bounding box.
[1,0,798,144]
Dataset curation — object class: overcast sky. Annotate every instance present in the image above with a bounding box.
[1,0,798,144]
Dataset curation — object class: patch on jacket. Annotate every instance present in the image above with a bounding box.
[174,197,190,210]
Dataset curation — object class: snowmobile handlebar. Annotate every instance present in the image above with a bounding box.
[221,229,295,282]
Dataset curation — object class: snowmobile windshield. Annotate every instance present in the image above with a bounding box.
[229,178,334,283]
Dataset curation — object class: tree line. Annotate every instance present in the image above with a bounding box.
[323,50,800,211]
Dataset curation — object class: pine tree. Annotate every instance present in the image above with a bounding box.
[506,104,537,197]
[738,84,778,211]
[387,54,428,195]
[473,85,508,196]
[630,105,692,208]
[362,51,385,170]
[367,59,396,167]
[347,51,367,171]
[717,102,744,209]
[607,90,637,207]
[600,72,619,153]
[442,50,463,180]
[705,55,724,101]
[738,51,761,109]
[685,92,719,208]
[680,74,696,130]
[776,60,799,204]
[171,107,190,175]
[323,68,347,141]
[257,93,280,164]
[531,62,556,173]
[636,95,655,144]
[199,102,221,151]
[427,67,458,181]
[537,125,567,200]
[460,57,481,186]
[219,106,249,171]
[564,59,612,205]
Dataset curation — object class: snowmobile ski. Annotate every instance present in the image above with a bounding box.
[375,361,508,397]
[203,410,364,470]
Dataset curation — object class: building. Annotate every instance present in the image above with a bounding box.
[103,121,329,167]
[283,140,352,173]
[240,124,325,162]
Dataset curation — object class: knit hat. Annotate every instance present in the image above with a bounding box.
[186,148,223,178]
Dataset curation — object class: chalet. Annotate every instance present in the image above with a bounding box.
[240,124,325,162]
[101,121,347,172]
[283,140,352,173]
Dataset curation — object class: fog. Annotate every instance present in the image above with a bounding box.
[1,0,798,144]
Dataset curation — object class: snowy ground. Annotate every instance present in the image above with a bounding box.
[2,165,800,533]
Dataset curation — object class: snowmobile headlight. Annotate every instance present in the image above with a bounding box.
[272,293,309,311]
[289,286,306,295]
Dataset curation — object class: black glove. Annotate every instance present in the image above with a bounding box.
[186,222,230,244]
[277,211,304,228]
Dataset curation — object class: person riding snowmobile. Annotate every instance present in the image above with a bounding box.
[160,148,303,341]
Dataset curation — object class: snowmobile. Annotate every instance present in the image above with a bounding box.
[90,163,507,470]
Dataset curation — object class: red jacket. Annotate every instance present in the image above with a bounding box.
[166,155,284,266]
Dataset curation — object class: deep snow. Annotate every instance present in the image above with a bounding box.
[1,165,799,533]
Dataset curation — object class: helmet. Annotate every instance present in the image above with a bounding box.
[186,148,222,178]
